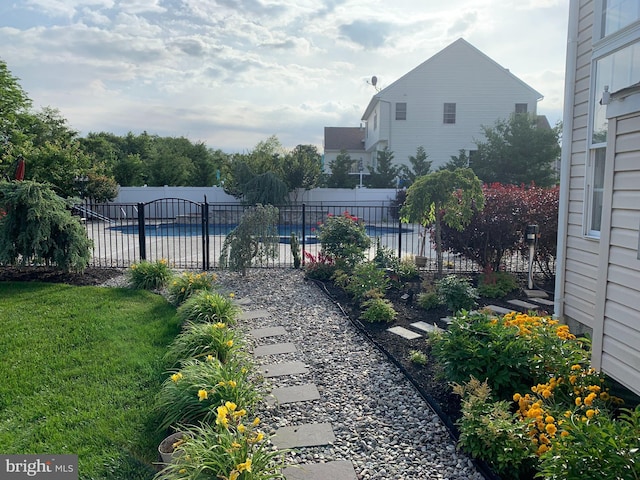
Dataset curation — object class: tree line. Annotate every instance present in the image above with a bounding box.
[1,58,561,204]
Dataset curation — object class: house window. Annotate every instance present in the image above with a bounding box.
[395,102,407,120]
[585,6,640,237]
[588,148,606,235]
[515,103,528,114]
[601,0,640,37]
[443,103,456,124]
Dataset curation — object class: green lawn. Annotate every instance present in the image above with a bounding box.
[0,282,179,480]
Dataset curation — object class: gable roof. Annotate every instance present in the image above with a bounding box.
[362,38,544,119]
[324,127,365,151]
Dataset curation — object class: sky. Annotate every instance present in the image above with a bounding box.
[0,0,569,154]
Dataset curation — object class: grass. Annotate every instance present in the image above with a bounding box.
[0,282,180,480]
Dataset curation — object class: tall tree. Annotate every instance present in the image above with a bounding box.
[326,150,357,189]
[440,149,470,171]
[401,146,432,185]
[471,114,560,186]
[282,144,322,202]
[0,59,32,169]
[365,147,399,188]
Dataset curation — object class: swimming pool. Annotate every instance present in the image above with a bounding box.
[109,223,412,243]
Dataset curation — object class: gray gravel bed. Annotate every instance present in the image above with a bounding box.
[100,268,483,479]
[216,269,483,480]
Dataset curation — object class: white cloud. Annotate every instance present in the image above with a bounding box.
[1,0,570,152]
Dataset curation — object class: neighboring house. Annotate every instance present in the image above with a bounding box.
[323,126,366,173]
[324,38,544,172]
[556,0,640,396]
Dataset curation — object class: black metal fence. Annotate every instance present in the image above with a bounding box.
[78,198,536,273]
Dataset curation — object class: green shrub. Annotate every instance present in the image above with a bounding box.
[157,412,287,480]
[156,357,259,431]
[318,211,371,269]
[345,262,389,302]
[478,271,519,298]
[360,298,397,323]
[408,350,428,365]
[126,259,172,290]
[453,378,534,479]
[396,258,419,281]
[177,290,240,326]
[290,232,301,269]
[168,271,218,306]
[164,321,243,366]
[435,275,478,312]
[417,291,441,310]
[0,180,92,272]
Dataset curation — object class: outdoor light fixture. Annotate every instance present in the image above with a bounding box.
[526,225,539,290]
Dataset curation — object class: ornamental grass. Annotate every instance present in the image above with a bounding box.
[164,321,245,367]
[168,271,218,306]
[157,357,260,431]
[177,290,240,326]
[156,406,287,480]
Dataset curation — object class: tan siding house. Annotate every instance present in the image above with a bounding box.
[556,0,640,395]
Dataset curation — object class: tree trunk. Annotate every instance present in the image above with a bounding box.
[435,212,443,277]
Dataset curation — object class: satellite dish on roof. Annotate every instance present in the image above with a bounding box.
[371,75,377,87]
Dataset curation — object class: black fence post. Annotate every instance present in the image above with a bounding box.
[301,203,306,266]
[202,197,210,271]
[398,215,403,259]
[137,202,146,261]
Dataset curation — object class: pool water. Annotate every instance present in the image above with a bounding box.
[110,223,411,243]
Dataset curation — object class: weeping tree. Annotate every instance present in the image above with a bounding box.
[401,168,484,276]
[0,180,93,272]
[219,204,279,275]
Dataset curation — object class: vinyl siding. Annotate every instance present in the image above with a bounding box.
[598,112,640,394]
[561,0,599,330]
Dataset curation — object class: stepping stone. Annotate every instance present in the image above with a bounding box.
[524,289,549,298]
[530,297,555,306]
[484,305,513,315]
[239,309,270,320]
[250,326,287,339]
[387,326,422,340]
[507,299,540,310]
[440,317,454,324]
[411,321,437,333]
[259,361,309,378]
[271,422,335,449]
[266,384,320,406]
[283,461,358,480]
[234,297,252,306]
[253,342,297,357]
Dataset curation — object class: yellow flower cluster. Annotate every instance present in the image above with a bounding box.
[171,372,183,383]
[514,391,565,456]
[502,312,563,337]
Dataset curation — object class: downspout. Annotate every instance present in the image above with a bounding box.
[554,0,580,320]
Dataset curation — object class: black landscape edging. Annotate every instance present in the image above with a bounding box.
[309,277,502,480]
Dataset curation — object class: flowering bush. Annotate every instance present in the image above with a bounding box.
[176,290,240,326]
[168,271,218,306]
[445,313,637,479]
[435,275,478,313]
[156,405,287,480]
[127,259,172,290]
[430,312,591,401]
[318,211,370,269]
